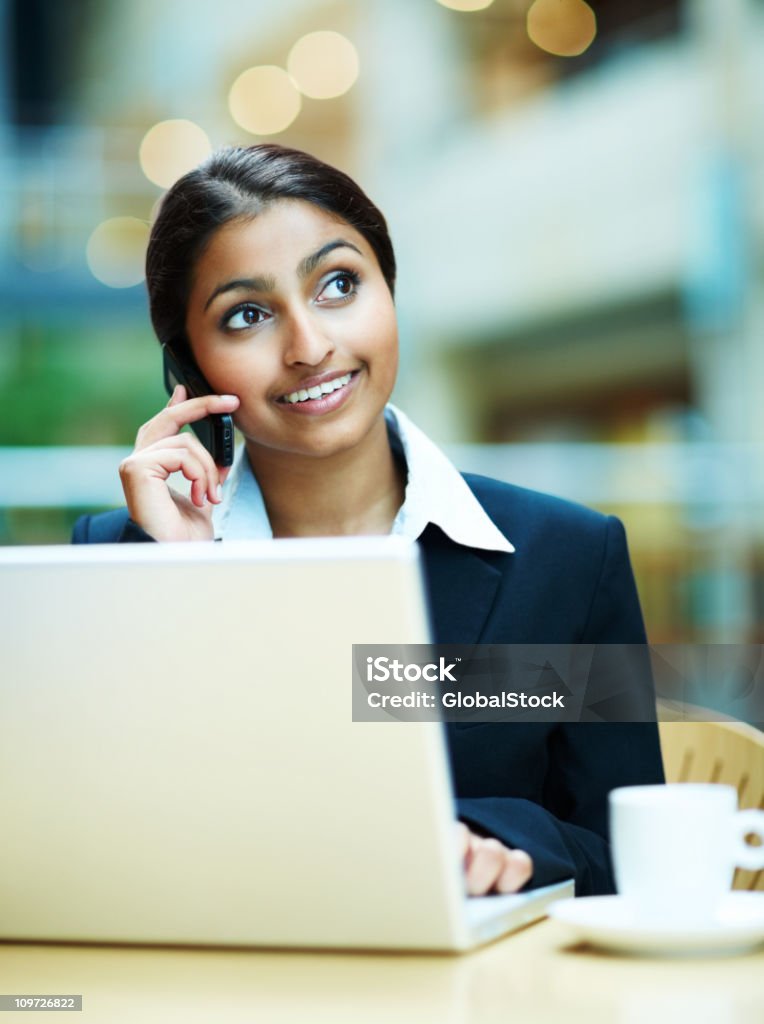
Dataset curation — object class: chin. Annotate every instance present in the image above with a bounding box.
[291,429,367,460]
[243,427,362,461]
[245,399,388,457]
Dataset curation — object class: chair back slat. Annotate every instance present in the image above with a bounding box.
[657,719,764,892]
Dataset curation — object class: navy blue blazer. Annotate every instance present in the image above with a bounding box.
[72,473,665,896]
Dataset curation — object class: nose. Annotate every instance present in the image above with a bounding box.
[282,309,335,367]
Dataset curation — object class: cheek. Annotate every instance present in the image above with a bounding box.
[378,340,398,388]
[361,297,397,357]
[374,314,399,381]
[194,342,273,398]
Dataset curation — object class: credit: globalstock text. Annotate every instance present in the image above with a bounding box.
[352,643,764,723]
[366,690,566,710]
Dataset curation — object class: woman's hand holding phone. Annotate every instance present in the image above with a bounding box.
[118,385,240,541]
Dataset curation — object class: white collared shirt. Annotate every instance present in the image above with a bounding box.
[212,404,514,554]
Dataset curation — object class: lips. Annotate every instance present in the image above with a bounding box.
[280,372,354,405]
[275,369,360,416]
[277,370,358,404]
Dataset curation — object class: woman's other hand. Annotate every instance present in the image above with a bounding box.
[457,822,533,896]
[118,385,240,542]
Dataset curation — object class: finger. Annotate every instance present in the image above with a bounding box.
[465,838,506,897]
[215,463,233,502]
[139,433,226,505]
[121,446,212,510]
[456,822,471,861]
[138,430,229,505]
[495,849,534,894]
[156,447,212,509]
[169,486,216,526]
[167,384,187,406]
[136,394,239,450]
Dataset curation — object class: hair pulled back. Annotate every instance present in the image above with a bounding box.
[145,144,396,354]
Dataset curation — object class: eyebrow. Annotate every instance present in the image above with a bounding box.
[203,238,364,312]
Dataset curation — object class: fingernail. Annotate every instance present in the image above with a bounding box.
[216,484,223,501]
[220,394,237,401]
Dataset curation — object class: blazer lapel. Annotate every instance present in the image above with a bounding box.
[418,526,504,644]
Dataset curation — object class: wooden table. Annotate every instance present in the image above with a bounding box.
[1,917,762,1024]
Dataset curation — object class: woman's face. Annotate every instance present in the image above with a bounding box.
[185,200,398,461]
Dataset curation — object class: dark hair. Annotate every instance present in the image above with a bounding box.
[145,144,396,352]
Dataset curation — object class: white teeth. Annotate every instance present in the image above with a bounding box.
[282,373,353,404]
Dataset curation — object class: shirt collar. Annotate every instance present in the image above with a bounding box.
[385,404,514,553]
[212,404,514,554]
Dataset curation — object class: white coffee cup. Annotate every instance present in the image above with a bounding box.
[609,784,764,924]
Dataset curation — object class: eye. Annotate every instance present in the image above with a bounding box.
[317,270,360,303]
[223,303,269,332]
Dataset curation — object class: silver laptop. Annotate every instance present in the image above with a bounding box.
[0,538,572,952]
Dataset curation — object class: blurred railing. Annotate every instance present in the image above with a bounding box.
[2,443,762,642]
[0,447,131,507]
[2,442,761,512]
[449,442,764,513]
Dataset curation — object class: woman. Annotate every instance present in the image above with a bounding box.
[73,144,664,897]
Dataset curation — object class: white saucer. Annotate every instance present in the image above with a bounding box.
[549,893,764,956]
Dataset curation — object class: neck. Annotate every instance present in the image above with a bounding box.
[244,415,405,539]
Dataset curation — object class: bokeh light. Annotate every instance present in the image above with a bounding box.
[86,217,150,288]
[527,0,597,58]
[139,119,212,188]
[436,0,495,11]
[228,66,302,135]
[287,31,359,99]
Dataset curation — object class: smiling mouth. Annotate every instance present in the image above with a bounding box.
[278,372,356,404]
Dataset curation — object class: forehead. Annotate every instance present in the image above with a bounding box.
[192,200,369,279]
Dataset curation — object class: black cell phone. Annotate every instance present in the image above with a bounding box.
[162,343,235,467]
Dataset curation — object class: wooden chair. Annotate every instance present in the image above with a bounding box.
[657,716,764,891]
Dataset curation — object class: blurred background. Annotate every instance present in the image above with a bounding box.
[1,0,763,642]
